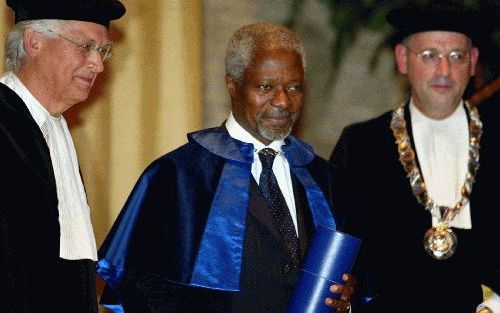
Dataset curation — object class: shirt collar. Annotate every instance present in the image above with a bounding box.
[409,98,465,125]
[225,111,285,153]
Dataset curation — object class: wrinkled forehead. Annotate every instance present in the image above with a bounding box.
[60,20,110,41]
[251,48,303,66]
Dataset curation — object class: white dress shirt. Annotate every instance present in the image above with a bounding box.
[225,112,299,235]
[1,71,97,261]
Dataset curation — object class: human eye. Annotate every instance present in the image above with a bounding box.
[80,40,96,54]
[419,49,437,61]
[258,84,272,92]
[449,51,466,63]
[287,84,303,93]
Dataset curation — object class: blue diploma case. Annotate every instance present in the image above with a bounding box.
[286,225,361,313]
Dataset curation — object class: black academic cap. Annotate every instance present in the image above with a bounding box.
[386,1,483,43]
[6,0,126,28]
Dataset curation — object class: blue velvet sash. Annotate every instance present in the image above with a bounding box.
[189,130,336,291]
[189,130,254,290]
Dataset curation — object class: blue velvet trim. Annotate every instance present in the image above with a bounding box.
[291,167,336,230]
[189,130,253,290]
[101,303,125,313]
[190,159,252,291]
[282,137,336,229]
[189,130,336,290]
[190,128,254,163]
[282,136,315,166]
[97,170,155,290]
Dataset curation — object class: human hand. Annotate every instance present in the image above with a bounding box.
[325,273,355,312]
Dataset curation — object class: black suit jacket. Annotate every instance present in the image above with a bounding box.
[0,83,97,313]
[330,102,500,313]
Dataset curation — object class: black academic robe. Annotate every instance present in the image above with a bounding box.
[330,102,500,313]
[0,83,97,313]
[98,126,342,313]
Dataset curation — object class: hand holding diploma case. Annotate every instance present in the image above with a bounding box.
[286,224,361,313]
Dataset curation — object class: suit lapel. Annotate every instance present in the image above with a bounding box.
[248,177,281,240]
[247,175,314,262]
[292,174,314,259]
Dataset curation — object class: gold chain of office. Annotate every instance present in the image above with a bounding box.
[390,102,482,260]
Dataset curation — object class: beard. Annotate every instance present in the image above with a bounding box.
[256,108,297,141]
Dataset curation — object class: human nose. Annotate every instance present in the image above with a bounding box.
[271,87,291,108]
[435,54,451,76]
[88,51,104,73]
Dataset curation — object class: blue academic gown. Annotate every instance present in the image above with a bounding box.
[98,126,341,312]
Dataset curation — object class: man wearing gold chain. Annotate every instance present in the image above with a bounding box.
[329,1,500,313]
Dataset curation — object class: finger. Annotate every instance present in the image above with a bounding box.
[330,283,354,299]
[342,273,356,286]
[324,298,351,312]
[330,284,342,294]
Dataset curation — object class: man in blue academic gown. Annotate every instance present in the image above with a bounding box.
[98,22,353,312]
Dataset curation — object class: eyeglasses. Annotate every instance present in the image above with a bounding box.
[405,46,469,66]
[48,29,113,62]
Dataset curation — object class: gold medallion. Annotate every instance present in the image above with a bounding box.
[423,223,457,260]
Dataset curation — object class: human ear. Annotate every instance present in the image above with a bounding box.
[225,74,239,99]
[395,43,409,75]
[469,47,479,77]
[23,28,43,57]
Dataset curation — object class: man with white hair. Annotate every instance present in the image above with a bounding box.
[0,0,125,312]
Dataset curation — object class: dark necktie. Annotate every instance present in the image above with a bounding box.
[258,148,300,266]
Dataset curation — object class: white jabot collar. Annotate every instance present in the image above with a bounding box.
[410,99,471,229]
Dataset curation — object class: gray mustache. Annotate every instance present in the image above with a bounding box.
[261,109,295,119]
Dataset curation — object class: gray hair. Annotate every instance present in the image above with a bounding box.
[5,19,62,71]
[225,23,306,82]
